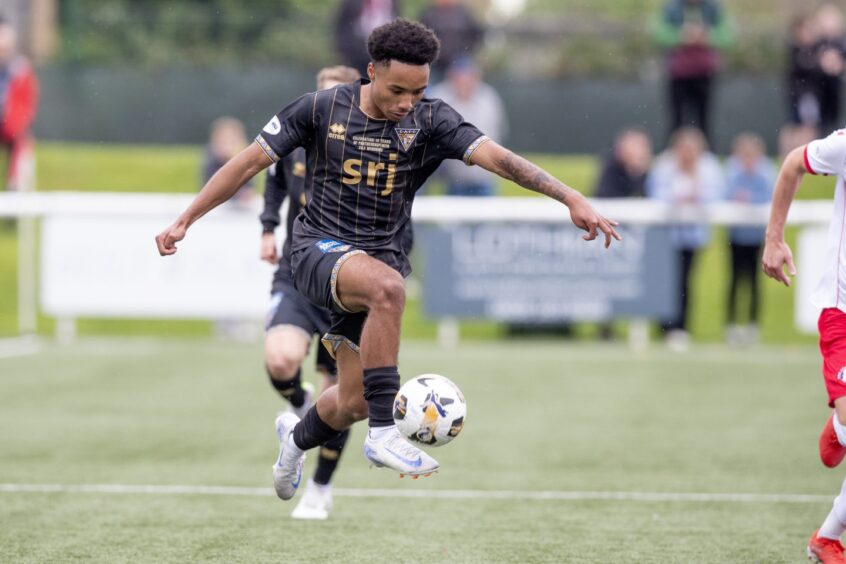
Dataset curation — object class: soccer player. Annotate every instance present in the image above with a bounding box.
[155,18,620,500]
[763,129,846,562]
[260,65,360,519]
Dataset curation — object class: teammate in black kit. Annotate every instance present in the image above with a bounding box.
[260,65,360,520]
[155,19,620,499]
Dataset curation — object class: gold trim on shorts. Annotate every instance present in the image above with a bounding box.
[330,249,366,313]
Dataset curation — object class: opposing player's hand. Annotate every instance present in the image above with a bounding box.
[261,232,279,265]
[155,222,187,256]
[567,196,621,248]
[762,239,796,287]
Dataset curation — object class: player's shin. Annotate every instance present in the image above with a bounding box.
[292,405,343,451]
[266,365,307,407]
[363,366,400,430]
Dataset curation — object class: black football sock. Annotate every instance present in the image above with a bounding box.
[313,429,350,485]
[267,366,306,408]
[292,405,342,451]
[363,366,400,427]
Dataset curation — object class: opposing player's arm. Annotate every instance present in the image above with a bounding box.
[259,161,288,265]
[155,142,272,256]
[469,139,621,247]
[762,146,810,286]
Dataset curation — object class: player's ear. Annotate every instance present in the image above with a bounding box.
[367,62,375,81]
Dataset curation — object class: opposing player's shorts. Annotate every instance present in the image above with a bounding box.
[819,308,846,406]
[291,236,403,356]
[265,280,336,376]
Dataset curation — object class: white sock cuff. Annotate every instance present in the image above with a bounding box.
[833,412,846,448]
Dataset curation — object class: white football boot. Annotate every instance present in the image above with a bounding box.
[291,479,333,520]
[363,426,439,477]
[272,412,305,500]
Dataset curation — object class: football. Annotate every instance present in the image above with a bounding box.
[393,374,466,446]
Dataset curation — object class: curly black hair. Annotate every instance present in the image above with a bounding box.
[367,18,440,67]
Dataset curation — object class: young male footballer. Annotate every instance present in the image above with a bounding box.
[155,18,620,502]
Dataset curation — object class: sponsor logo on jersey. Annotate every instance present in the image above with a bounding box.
[328,123,346,141]
[839,367,846,382]
[395,127,420,152]
[292,161,306,177]
[263,116,281,135]
[316,239,352,253]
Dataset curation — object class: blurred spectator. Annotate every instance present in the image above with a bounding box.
[594,128,653,199]
[333,0,399,77]
[202,116,256,341]
[651,0,732,143]
[428,58,507,196]
[647,127,725,351]
[202,116,255,206]
[780,13,823,158]
[593,127,653,341]
[815,3,846,135]
[723,133,775,347]
[0,18,38,191]
[419,0,484,81]
[787,13,822,128]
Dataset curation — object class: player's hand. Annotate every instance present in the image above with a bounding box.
[261,232,279,265]
[567,196,621,248]
[155,222,187,256]
[761,239,796,287]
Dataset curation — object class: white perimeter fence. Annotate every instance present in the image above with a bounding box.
[0,192,836,343]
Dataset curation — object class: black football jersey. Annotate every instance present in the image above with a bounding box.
[256,78,487,275]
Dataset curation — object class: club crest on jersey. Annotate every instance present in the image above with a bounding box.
[395,127,420,152]
[328,123,347,141]
[263,116,281,135]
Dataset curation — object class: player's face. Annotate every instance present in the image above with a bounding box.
[368,61,429,122]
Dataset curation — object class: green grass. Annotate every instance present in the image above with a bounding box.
[0,339,837,562]
[0,142,837,342]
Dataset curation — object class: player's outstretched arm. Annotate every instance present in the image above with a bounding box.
[762,146,806,287]
[469,140,621,248]
[155,142,272,256]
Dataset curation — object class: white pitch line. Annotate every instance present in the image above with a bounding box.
[0,484,831,504]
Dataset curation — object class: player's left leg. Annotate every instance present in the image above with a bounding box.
[273,336,366,500]
[291,364,350,520]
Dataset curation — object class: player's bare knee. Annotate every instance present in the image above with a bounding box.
[368,274,405,314]
[265,352,302,380]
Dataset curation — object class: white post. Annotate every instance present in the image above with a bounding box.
[56,317,76,345]
[15,149,37,337]
[437,317,459,348]
[16,215,37,335]
[628,318,650,351]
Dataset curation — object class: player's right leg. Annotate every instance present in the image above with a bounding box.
[808,309,846,562]
[283,243,437,481]
[818,308,846,468]
[332,254,438,476]
[265,325,313,418]
[264,288,318,418]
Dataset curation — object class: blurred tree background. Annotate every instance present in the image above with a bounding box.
[51,0,828,77]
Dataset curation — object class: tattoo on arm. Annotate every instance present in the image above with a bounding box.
[496,151,576,204]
